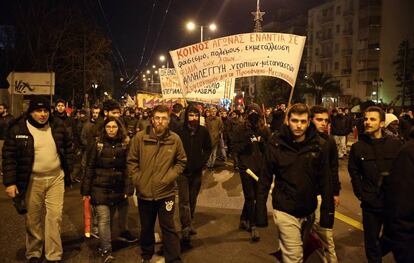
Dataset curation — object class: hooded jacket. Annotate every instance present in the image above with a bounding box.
[127,125,187,200]
[81,135,133,206]
[261,124,334,228]
[177,106,212,173]
[2,114,74,192]
[348,133,402,211]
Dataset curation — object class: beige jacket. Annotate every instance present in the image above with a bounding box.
[127,127,187,200]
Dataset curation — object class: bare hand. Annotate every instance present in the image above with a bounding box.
[5,185,19,198]
[334,195,340,207]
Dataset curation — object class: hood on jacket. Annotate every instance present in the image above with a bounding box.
[183,104,201,128]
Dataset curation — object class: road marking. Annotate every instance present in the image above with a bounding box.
[335,212,364,231]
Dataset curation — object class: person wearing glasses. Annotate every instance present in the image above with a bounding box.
[127,105,187,263]
[81,117,133,263]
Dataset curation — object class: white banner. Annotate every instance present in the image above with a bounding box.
[159,68,235,101]
[169,32,306,94]
[7,72,55,95]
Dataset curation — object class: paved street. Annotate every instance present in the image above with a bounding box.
[0,158,396,263]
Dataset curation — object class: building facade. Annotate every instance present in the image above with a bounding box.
[307,0,414,105]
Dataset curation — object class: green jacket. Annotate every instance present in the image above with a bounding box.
[127,126,187,200]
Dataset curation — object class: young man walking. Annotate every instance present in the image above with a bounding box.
[127,105,187,263]
[261,103,334,263]
[348,106,402,263]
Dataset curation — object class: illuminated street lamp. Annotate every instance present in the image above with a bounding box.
[186,21,217,42]
[159,55,169,68]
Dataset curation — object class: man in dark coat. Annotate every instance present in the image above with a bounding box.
[384,128,414,263]
[169,103,183,133]
[348,106,403,263]
[311,105,341,262]
[176,105,212,246]
[260,103,334,262]
[3,96,73,263]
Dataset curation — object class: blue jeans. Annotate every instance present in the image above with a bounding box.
[95,200,129,252]
[95,205,116,252]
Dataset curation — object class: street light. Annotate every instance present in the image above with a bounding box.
[186,21,217,42]
[159,55,169,68]
[372,78,383,103]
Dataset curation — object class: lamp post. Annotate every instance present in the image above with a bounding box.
[372,78,383,103]
[186,21,217,42]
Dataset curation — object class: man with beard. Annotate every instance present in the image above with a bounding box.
[127,105,187,263]
[348,106,402,263]
[3,96,73,263]
[260,103,334,263]
[177,105,212,247]
[311,105,341,263]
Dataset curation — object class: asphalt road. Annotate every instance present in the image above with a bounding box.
[0,158,397,263]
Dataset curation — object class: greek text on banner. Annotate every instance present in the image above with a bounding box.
[169,32,306,94]
[159,68,234,101]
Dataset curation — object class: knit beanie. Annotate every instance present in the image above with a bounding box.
[384,113,398,128]
[28,96,51,113]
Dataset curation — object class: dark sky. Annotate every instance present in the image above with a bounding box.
[100,0,323,73]
[1,0,323,77]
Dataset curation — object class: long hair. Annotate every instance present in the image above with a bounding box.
[100,117,127,142]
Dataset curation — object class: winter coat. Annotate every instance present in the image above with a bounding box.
[231,123,270,173]
[81,136,132,206]
[383,136,414,262]
[206,116,223,147]
[0,114,14,140]
[80,119,97,148]
[260,124,334,228]
[169,114,182,133]
[127,126,187,201]
[331,114,350,136]
[319,132,341,195]
[177,112,212,173]
[2,115,74,193]
[348,134,402,211]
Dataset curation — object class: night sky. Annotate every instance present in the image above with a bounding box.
[1,0,323,75]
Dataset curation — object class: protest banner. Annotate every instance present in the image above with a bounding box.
[159,68,235,102]
[169,32,305,95]
[136,93,185,108]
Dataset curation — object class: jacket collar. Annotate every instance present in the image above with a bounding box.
[144,125,171,142]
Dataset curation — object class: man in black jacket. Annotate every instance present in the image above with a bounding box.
[331,108,350,158]
[169,103,183,133]
[311,105,340,263]
[348,106,402,263]
[262,103,334,263]
[384,128,414,263]
[177,105,212,246]
[3,96,73,263]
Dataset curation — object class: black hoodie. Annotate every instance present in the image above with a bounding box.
[177,105,212,173]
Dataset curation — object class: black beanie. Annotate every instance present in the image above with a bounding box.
[28,96,51,113]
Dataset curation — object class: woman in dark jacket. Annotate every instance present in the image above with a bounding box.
[231,103,271,242]
[81,117,132,262]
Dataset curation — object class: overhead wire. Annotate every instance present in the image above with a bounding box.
[97,0,129,78]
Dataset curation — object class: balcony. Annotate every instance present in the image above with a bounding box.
[342,28,353,36]
[320,15,334,24]
[319,33,333,42]
[342,49,353,56]
[343,8,354,17]
[320,52,333,59]
[342,69,352,75]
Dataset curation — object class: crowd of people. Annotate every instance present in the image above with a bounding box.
[1,96,414,263]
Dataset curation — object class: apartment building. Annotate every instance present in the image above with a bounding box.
[307,0,414,104]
